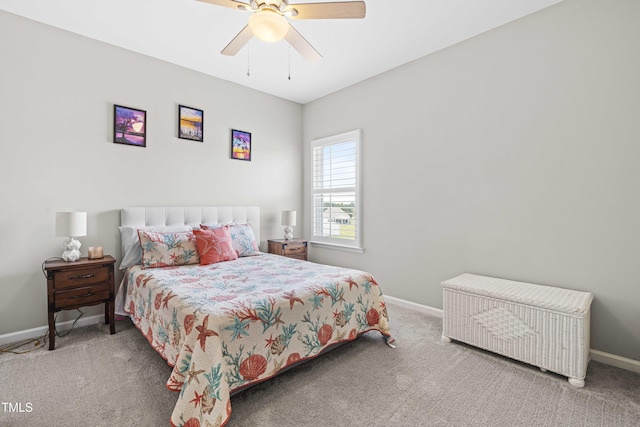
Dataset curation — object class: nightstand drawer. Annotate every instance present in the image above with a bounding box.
[284,245,306,256]
[268,239,308,261]
[53,266,110,290]
[55,284,110,309]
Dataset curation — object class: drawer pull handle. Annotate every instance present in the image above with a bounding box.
[69,292,95,299]
[69,274,95,280]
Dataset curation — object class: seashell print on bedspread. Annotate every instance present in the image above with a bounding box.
[123,253,393,427]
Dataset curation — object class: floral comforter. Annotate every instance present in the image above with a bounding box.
[123,253,393,427]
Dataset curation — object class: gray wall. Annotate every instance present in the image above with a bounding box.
[0,11,303,334]
[303,0,640,361]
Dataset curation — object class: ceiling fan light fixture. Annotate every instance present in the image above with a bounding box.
[248,10,289,43]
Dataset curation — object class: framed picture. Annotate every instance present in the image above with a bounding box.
[114,105,146,147]
[178,105,203,142]
[231,129,251,161]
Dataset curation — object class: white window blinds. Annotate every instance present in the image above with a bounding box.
[310,129,362,251]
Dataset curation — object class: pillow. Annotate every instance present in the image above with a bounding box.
[193,227,238,265]
[228,223,260,256]
[119,225,191,270]
[199,223,222,229]
[201,223,260,256]
[138,230,199,268]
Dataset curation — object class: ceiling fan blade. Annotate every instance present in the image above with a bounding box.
[221,25,254,56]
[284,2,366,20]
[196,0,251,12]
[285,25,322,63]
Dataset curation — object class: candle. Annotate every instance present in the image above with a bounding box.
[88,246,103,259]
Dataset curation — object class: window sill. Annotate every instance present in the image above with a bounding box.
[309,241,364,254]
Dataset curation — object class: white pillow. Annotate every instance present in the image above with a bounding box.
[119,225,191,270]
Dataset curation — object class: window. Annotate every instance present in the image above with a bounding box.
[310,129,362,252]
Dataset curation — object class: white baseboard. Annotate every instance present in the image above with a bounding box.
[385,295,443,317]
[590,349,640,374]
[384,295,640,374]
[0,314,104,346]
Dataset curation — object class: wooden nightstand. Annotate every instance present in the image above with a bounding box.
[268,239,308,261]
[45,255,116,350]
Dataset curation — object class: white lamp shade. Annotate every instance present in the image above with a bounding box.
[55,212,87,237]
[281,210,297,227]
[249,10,289,43]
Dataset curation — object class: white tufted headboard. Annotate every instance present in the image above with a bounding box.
[120,206,261,244]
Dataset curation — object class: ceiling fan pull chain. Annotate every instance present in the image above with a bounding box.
[288,44,291,81]
[247,42,251,77]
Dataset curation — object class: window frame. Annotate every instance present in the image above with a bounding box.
[309,129,363,253]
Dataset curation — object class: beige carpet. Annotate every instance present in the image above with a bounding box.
[1,302,639,426]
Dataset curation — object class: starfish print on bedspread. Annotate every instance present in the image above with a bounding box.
[345,277,359,290]
[186,362,205,386]
[195,315,218,351]
[224,315,251,341]
[283,290,304,309]
[163,291,178,308]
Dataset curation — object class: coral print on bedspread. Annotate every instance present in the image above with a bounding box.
[123,253,393,427]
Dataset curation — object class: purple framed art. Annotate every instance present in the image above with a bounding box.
[231,129,251,161]
[114,105,146,147]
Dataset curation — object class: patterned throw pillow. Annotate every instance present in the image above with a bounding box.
[119,225,191,270]
[193,227,238,265]
[201,223,260,257]
[138,230,199,268]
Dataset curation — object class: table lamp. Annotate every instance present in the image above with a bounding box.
[281,210,296,241]
[55,212,87,262]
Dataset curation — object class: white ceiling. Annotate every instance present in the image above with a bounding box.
[0,0,562,104]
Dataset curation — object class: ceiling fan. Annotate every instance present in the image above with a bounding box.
[197,0,366,62]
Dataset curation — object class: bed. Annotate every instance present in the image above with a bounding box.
[115,207,394,427]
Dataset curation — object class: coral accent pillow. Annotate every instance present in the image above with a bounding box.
[201,223,260,257]
[138,230,199,269]
[193,227,238,265]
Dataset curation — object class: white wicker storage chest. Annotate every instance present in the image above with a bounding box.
[441,273,593,387]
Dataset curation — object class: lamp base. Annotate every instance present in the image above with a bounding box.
[283,226,293,241]
[62,237,82,262]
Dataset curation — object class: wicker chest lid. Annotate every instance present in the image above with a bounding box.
[442,273,593,315]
